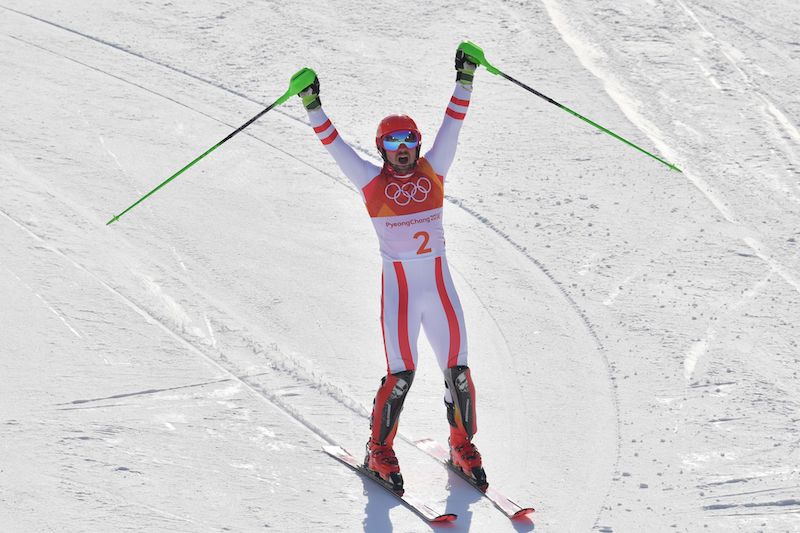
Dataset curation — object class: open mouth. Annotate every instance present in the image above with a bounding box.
[398,154,409,165]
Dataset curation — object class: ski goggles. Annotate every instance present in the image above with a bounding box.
[382,130,419,151]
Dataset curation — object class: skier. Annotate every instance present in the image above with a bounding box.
[298,48,485,492]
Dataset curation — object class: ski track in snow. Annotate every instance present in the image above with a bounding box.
[534,1,800,528]
[673,0,800,204]
[683,269,771,380]
[541,0,800,303]
[0,206,341,449]
[5,33,355,196]
[55,377,236,408]
[1,263,84,340]
[54,472,204,529]
[0,4,336,160]
[203,313,217,348]
[1,111,376,488]
[674,0,800,148]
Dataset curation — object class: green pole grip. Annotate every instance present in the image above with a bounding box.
[274,67,318,107]
[458,41,500,75]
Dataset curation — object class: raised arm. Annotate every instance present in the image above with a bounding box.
[299,77,380,191]
[424,50,478,178]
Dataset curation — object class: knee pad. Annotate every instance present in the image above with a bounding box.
[371,370,415,445]
[445,365,477,439]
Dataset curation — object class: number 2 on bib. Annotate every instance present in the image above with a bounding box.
[414,231,432,255]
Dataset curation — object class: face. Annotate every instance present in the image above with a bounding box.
[382,130,419,173]
[385,146,417,173]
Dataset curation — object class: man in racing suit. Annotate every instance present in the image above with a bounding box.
[298,48,485,492]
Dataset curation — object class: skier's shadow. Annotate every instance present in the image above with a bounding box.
[360,470,536,532]
[361,475,461,532]
[361,476,399,533]
[443,469,483,530]
[444,470,535,532]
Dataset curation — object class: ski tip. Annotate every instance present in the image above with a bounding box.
[322,445,343,454]
[432,513,458,523]
[511,507,535,519]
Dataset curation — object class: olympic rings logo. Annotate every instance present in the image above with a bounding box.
[384,177,432,206]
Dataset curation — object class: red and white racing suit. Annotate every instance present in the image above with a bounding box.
[306,84,472,375]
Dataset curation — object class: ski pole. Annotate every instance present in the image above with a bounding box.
[458,41,682,172]
[106,67,318,226]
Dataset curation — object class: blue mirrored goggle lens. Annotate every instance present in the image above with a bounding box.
[382,130,419,151]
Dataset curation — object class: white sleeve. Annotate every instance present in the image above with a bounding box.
[307,108,380,191]
[424,83,473,178]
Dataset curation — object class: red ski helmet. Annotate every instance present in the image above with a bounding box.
[375,114,422,168]
[375,114,422,151]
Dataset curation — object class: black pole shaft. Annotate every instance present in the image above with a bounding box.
[218,101,278,146]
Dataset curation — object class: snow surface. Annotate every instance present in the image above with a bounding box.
[1,1,798,532]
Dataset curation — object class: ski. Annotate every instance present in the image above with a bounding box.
[413,438,535,520]
[323,445,457,524]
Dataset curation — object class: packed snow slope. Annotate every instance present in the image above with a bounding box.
[0,1,798,532]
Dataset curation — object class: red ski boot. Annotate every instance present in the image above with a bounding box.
[444,365,488,490]
[364,439,403,493]
[448,422,488,490]
[364,370,415,494]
